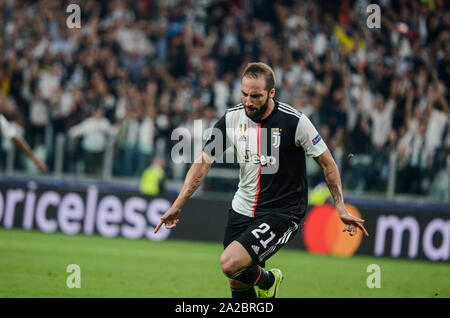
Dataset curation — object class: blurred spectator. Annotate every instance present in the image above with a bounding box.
[0,0,448,200]
[369,94,396,151]
[116,102,141,176]
[137,105,157,176]
[424,81,449,173]
[140,157,167,196]
[68,107,115,176]
[400,121,429,194]
[344,108,373,192]
[28,87,48,149]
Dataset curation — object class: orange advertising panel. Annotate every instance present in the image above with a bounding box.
[303,203,363,257]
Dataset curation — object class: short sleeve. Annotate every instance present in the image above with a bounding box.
[295,114,327,157]
[203,114,228,159]
[0,115,17,139]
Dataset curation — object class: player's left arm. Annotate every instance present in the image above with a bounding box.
[314,149,369,237]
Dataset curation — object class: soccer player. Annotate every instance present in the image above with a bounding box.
[154,62,369,298]
[0,114,48,172]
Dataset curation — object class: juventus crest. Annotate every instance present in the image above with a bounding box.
[272,128,281,148]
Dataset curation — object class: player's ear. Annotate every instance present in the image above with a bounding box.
[269,88,275,98]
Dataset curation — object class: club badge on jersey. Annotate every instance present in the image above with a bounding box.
[272,128,281,148]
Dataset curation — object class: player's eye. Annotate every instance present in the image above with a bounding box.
[241,92,261,99]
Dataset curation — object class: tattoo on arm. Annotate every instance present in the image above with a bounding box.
[328,183,343,205]
[323,166,343,205]
[184,170,205,198]
[315,150,344,206]
[187,175,202,196]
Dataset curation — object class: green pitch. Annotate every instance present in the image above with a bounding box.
[0,228,448,298]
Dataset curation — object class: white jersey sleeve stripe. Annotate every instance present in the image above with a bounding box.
[278,107,302,119]
[278,102,303,116]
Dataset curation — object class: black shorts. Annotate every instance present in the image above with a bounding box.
[223,209,301,268]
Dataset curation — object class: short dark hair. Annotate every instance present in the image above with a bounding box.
[241,62,275,91]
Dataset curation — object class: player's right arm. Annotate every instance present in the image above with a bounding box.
[154,151,214,233]
[154,112,229,233]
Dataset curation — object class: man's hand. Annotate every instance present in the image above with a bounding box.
[314,149,369,238]
[338,210,369,237]
[153,152,213,234]
[154,206,181,234]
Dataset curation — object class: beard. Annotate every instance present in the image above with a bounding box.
[244,94,270,121]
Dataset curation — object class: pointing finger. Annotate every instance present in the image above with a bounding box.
[154,220,164,234]
[357,222,369,237]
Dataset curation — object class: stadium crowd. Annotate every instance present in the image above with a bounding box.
[0,0,448,198]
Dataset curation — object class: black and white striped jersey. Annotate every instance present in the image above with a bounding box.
[203,100,327,221]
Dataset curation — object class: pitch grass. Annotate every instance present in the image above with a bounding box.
[0,229,448,298]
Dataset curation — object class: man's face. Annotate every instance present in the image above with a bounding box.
[241,76,273,121]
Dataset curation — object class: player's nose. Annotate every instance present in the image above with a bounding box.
[243,96,252,106]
